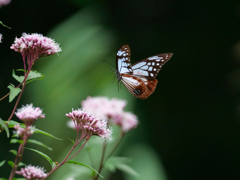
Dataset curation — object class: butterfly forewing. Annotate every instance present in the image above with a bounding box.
[131,53,173,78]
[116,45,132,74]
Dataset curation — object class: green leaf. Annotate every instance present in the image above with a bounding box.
[8,161,14,168]
[0,118,9,137]
[5,120,25,128]
[9,150,17,156]
[26,70,44,84]
[18,162,25,167]
[7,84,21,102]
[12,70,24,84]
[68,137,75,145]
[34,128,62,140]
[105,157,138,177]
[0,160,6,167]
[0,21,11,29]
[66,161,103,178]
[25,148,56,169]
[10,139,24,144]
[27,139,53,151]
[116,163,139,177]
[0,178,8,180]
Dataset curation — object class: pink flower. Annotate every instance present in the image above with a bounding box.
[81,96,126,120]
[15,104,45,125]
[0,0,11,8]
[10,33,61,67]
[66,109,112,140]
[112,112,138,133]
[0,34,2,43]
[16,165,47,179]
[14,124,35,137]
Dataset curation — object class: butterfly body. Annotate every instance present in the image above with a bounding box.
[115,45,172,99]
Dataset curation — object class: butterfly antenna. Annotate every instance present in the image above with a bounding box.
[103,60,115,68]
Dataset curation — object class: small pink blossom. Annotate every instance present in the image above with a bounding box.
[66,109,112,140]
[10,33,61,67]
[112,112,138,132]
[81,96,126,120]
[15,104,45,125]
[16,165,47,179]
[0,0,11,8]
[14,124,35,137]
[0,34,2,43]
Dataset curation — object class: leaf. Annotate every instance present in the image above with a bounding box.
[9,150,17,155]
[27,139,53,151]
[8,161,14,168]
[12,70,24,84]
[0,160,6,167]
[66,161,103,178]
[116,163,139,177]
[0,118,9,137]
[26,70,44,84]
[7,84,21,102]
[34,128,62,140]
[25,148,56,169]
[105,157,138,177]
[10,139,24,144]
[5,120,25,128]
[0,21,11,29]
[68,137,75,145]
[0,178,8,180]
[18,162,25,167]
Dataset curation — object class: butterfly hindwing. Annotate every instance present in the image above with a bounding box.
[131,53,173,78]
[116,45,132,74]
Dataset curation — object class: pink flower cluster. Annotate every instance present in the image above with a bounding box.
[14,124,34,137]
[16,165,47,179]
[15,104,45,125]
[10,33,61,66]
[82,96,126,119]
[81,97,138,133]
[0,0,11,8]
[66,109,112,140]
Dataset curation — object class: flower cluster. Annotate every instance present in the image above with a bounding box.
[10,33,61,67]
[14,124,35,137]
[16,165,47,179]
[81,96,138,133]
[15,104,45,126]
[0,0,11,8]
[66,109,112,140]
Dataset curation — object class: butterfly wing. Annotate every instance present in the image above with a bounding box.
[131,53,173,78]
[121,74,158,99]
[116,45,133,74]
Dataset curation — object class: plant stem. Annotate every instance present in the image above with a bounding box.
[8,134,28,180]
[94,142,107,180]
[42,133,89,180]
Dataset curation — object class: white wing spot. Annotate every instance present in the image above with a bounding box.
[124,47,127,50]
[154,68,156,71]
[152,62,155,66]
[161,60,164,62]
[149,67,153,71]
[117,50,125,56]
[156,63,159,66]
[132,62,146,69]
[150,73,154,77]
[126,57,129,60]
[148,62,151,65]
[148,56,159,60]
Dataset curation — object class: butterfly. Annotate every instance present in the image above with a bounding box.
[115,45,173,99]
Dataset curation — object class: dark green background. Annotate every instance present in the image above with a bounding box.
[1,0,240,179]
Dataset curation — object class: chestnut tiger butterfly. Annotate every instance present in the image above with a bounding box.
[115,45,173,99]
